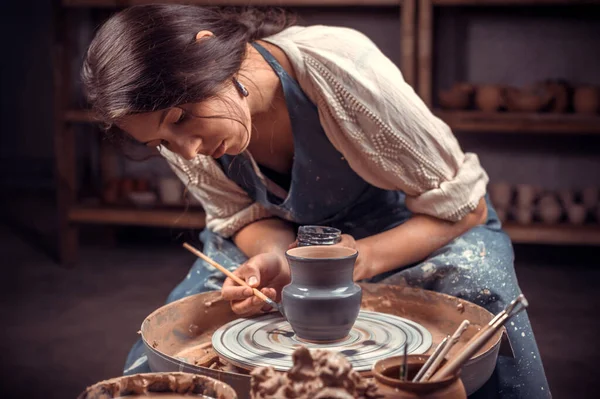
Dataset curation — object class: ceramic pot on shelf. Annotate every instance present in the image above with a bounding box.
[372,354,467,399]
[438,83,475,110]
[573,86,600,115]
[475,85,505,112]
[282,245,362,342]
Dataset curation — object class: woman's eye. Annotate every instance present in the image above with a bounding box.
[175,110,187,125]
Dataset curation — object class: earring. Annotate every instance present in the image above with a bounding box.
[233,77,249,97]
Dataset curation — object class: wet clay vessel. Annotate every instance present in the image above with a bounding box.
[373,355,466,399]
[77,372,237,399]
[282,245,362,342]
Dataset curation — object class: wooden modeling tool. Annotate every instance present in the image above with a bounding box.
[419,320,470,382]
[183,242,282,313]
[431,295,528,382]
[413,335,449,382]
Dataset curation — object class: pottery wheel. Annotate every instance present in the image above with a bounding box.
[212,310,432,372]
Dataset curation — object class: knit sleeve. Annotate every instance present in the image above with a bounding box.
[275,26,489,222]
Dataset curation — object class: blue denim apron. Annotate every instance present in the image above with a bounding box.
[124,43,550,399]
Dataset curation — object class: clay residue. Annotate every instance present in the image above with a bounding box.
[250,346,382,399]
[77,372,236,399]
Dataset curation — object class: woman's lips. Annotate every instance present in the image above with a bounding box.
[211,141,226,158]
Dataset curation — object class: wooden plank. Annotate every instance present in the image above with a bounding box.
[53,2,79,267]
[62,0,402,8]
[417,0,433,106]
[504,223,600,246]
[432,0,600,6]
[69,206,207,229]
[401,0,416,88]
[435,110,600,134]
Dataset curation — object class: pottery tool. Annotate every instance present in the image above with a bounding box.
[430,295,528,382]
[401,344,408,381]
[419,320,470,382]
[182,242,282,313]
[412,335,449,382]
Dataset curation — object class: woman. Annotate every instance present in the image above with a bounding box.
[82,4,549,398]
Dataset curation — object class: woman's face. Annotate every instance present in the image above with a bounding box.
[117,82,251,160]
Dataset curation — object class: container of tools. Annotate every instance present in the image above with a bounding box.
[371,295,528,399]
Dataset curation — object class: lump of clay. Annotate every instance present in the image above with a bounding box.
[250,346,382,399]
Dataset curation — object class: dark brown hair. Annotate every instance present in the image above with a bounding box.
[82,4,294,125]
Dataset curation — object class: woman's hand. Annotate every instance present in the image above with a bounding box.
[289,234,375,281]
[335,234,375,281]
[221,252,291,317]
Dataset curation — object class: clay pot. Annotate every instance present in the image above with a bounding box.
[372,355,467,399]
[488,182,513,209]
[283,246,361,342]
[438,83,475,110]
[566,204,587,225]
[573,86,600,115]
[77,372,237,399]
[542,80,570,113]
[557,189,573,208]
[475,85,505,112]
[505,85,552,113]
[515,184,538,208]
[582,187,599,209]
[514,207,534,225]
[537,194,563,224]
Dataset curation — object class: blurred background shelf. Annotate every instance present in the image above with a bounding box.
[62,0,402,8]
[434,110,600,134]
[69,205,206,229]
[431,0,600,6]
[504,223,600,245]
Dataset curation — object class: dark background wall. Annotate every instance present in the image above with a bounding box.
[2,3,599,195]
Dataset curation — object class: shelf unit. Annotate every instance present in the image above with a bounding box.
[503,223,600,246]
[53,0,416,265]
[417,0,600,245]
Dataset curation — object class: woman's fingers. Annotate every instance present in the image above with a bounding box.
[221,262,261,301]
[231,287,278,316]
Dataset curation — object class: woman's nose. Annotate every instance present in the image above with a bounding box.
[169,138,197,161]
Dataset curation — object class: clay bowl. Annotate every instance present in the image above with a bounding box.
[372,354,466,399]
[140,284,504,399]
[542,80,570,113]
[77,372,237,399]
[505,86,552,113]
[573,86,600,115]
[438,84,474,110]
[475,85,505,112]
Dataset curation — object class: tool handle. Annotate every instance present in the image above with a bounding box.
[183,243,272,304]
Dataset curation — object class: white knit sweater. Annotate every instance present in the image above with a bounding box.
[160,25,489,237]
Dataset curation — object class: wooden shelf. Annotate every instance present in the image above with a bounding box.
[504,223,600,245]
[435,110,600,134]
[431,0,600,6]
[69,206,206,229]
[62,0,402,8]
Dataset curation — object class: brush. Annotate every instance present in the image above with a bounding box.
[183,242,282,313]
